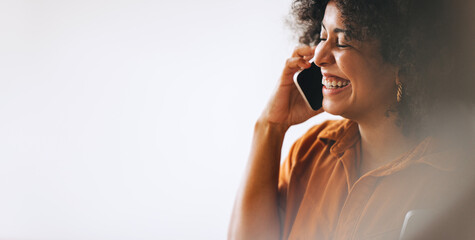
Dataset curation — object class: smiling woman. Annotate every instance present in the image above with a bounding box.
[315,2,399,123]
[228,0,475,239]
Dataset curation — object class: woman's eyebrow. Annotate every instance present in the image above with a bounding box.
[334,28,348,34]
[321,23,348,34]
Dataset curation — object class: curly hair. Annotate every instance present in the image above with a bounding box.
[290,0,475,139]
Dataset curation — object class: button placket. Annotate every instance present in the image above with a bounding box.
[333,176,378,240]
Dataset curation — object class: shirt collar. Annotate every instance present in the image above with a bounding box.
[318,119,360,156]
[319,119,460,174]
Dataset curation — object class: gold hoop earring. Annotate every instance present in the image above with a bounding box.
[396,82,403,103]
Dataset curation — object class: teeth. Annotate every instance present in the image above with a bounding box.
[322,78,350,88]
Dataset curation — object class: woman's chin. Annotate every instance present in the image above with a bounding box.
[322,100,346,116]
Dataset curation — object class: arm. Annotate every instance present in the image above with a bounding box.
[228,120,287,240]
[228,46,323,240]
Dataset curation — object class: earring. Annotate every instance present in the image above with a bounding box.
[396,82,403,103]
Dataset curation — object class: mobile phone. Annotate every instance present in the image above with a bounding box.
[293,62,323,111]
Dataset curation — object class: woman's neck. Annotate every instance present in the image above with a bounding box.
[356,114,418,177]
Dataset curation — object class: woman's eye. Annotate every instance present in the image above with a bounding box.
[336,43,350,48]
[318,37,327,43]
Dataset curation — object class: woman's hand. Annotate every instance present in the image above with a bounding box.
[228,46,324,239]
[260,45,324,128]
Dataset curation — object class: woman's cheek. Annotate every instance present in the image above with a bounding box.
[335,52,357,75]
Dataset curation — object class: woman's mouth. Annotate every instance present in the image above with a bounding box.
[321,77,351,89]
[321,77,351,96]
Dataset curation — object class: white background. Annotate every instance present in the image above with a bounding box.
[0,1,339,239]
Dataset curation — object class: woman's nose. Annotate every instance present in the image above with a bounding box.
[314,41,334,68]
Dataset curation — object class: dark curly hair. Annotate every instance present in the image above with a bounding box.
[290,0,475,141]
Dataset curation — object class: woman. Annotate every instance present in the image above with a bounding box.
[229,0,474,239]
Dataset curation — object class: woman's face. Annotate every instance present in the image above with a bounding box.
[315,1,398,122]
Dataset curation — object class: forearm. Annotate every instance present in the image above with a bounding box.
[228,120,288,240]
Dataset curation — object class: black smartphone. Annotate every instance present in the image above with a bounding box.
[293,62,323,111]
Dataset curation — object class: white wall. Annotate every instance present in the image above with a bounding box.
[0,0,339,239]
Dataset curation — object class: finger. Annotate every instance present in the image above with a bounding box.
[303,55,313,61]
[283,57,312,76]
[292,45,317,58]
[286,57,312,70]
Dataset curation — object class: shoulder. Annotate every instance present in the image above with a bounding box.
[279,118,358,190]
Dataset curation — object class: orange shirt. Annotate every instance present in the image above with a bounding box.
[278,119,467,240]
